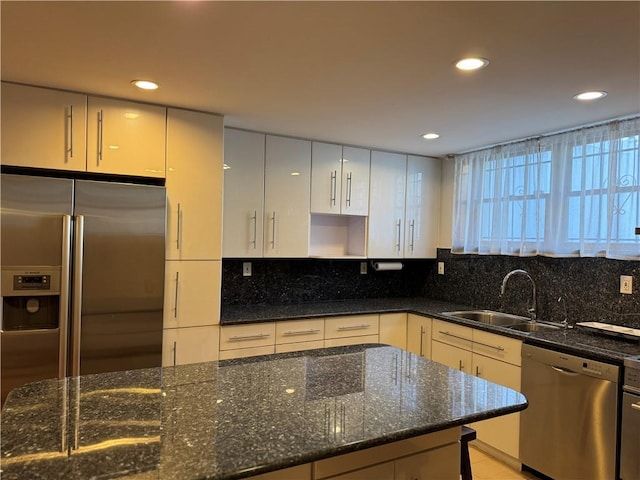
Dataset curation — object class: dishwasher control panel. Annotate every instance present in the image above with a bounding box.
[624,356,640,392]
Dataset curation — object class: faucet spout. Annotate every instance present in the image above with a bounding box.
[501,269,537,321]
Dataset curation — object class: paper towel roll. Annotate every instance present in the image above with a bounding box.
[372,262,403,271]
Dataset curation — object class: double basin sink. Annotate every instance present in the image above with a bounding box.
[442,310,560,333]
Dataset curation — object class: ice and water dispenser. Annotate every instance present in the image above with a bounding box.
[1,266,63,404]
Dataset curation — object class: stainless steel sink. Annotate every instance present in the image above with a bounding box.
[442,310,529,326]
[505,322,559,333]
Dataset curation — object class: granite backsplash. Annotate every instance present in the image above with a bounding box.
[221,249,640,329]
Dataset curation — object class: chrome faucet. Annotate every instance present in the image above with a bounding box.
[501,269,537,321]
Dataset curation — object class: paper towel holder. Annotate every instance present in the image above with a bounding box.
[371,261,403,271]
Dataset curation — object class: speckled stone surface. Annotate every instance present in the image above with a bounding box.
[221,298,640,364]
[1,345,527,480]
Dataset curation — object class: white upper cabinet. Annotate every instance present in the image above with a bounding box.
[368,151,407,258]
[311,143,370,216]
[264,135,311,257]
[404,155,440,258]
[166,108,223,260]
[87,97,166,178]
[223,129,266,258]
[1,82,87,172]
[341,146,370,216]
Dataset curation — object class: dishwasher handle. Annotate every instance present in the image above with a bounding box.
[551,365,580,376]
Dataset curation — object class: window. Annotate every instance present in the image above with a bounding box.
[453,117,640,260]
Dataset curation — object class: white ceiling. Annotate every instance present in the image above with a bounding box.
[2,1,639,158]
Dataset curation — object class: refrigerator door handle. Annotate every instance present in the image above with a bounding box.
[71,215,85,377]
[59,215,72,378]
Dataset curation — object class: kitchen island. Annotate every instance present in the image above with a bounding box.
[1,344,527,479]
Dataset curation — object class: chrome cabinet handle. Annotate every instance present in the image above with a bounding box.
[475,366,481,376]
[229,333,271,341]
[346,172,352,207]
[173,341,177,366]
[270,212,276,249]
[459,360,464,371]
[59,215,72,378]
[174,271,179,318]
[97,109,103,163]
[472,340,505,352]
[71,215,85,377]
[409,219,415,252]
[250,210,257,248]
[419,326,424,357]
[631,402,640,411]
[438,330,471,343]
[282,329,321,336]
[337,324,371,331]
[330,170,337,206]
[396,219,402,252]
[176,203,182,250]
[66,105,74,160]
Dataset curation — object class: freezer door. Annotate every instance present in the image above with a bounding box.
[0,174,73,267]
[73,181,166,375]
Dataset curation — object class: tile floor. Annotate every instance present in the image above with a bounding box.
[469,445,541,480]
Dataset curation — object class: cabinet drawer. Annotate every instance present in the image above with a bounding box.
[324,335,379,348]
[432,319,472,350]
[325,315,379,339]
[472,329,522,366]
[275,340,324,354]
[218,345,275,360]
[275,318,325,344]
[219,323,275,351]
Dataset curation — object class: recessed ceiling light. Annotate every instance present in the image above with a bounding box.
[422,133,440,140]
[573,90,607,101]
[455,57,489,71]
[131,80,159,90]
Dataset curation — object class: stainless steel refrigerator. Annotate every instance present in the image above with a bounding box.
[1,173,166,403]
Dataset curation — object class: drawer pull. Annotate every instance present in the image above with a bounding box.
[282,329,321,337]
[229,333,271,342]
[438,330,470,342]
[337,324,371,331]
[472,340,505,352]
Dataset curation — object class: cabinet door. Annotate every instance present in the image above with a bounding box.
[264,135,311,257]
[431,341,472,374]
[325,314,380,339]
[379,313,407,350]
[87,97,166,177]
[404,155,440,258]
[1,82,87,171]
[166,109,223,260]
[341,146,370,216]
[311,141,342,215]
[406,314,432,358]
[328,461,394,480]
[368,151,406,258]
[394,443,459,480]
[223,128,265,258]
[163,260,221,329]
[471,354,521,459]
[162,325,219,366]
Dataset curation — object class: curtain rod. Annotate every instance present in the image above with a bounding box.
[449,113,640,158]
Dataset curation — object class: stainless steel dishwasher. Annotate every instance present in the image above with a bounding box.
[519,344,620,480]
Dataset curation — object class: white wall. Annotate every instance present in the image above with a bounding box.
[438,158,454,249]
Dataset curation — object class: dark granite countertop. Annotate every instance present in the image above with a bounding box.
[1,344,527,480]
[221,297,640,364]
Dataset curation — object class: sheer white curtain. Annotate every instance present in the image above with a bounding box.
[452,117,640,260]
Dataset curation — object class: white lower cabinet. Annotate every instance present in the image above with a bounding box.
[406,314,432,358]
[379,313,407,350]
[163,260,221,328]
[324,314,379,347]
[219,323,276,360]
[430,319,522,461]
[162,326,219,367]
